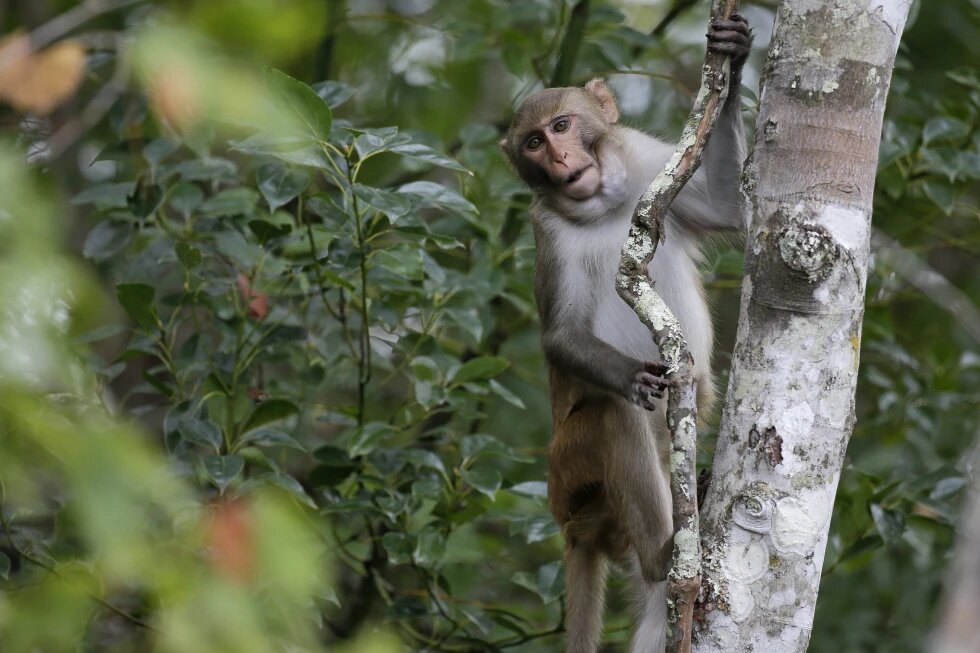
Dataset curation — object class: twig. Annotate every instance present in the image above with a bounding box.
[652,0,702,37]
[0,499,156,632]
[21,0,145,53]
[631,0,701,59]
[37,37,130,162]
[614,1,739,651]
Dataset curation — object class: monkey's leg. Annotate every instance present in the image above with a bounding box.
[626,553,669,653]
[606,408,673,653]
[563,541,607,653]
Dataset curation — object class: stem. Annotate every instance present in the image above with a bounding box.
[347,165,371,425]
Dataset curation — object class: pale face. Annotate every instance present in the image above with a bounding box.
[519,114,602,201]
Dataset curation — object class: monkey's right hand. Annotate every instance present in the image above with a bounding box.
[629,361,670,411]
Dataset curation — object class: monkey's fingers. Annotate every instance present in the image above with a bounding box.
[643,361,669,376]
[708,28,752,47]
[712,18,751,36]
[637,372,669,390]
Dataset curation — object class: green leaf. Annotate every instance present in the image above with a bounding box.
[176,416,223,451]
[0,551,9,579]
[870,503,905,544]
[199,188,260,218]
[352,184,413,223]
[312,80,356,108]
[248,218,292,244]
[922,182,955,215]
[83,221,132,261]
[127,180,164,219]
[460,434,534,464]
[256,162,310,211]
[115,283,158,330]
[169,183,204,217]
[922,116,969,145]
[352,126,406,158]
[175,242,203,269]
[508,481,548,499]
[509,514,560,543]
[460,468,502,500]
[241,473,316,508]
[410,356,440,382]
[143,138,179,168]
[173,158,237,182]
[203,455,244,493]
[382,532,415,565]
[71,182,133,209]
[947,67,980,89]
[243,399,300,432]
[930,476,967,500]
[238,427,306,451]
[512,561,562,604]
[398,181,478,217]
[232,134,335,169]
[413,529,446,568]
[373,248,424,280]
[450,356,510,385]
[489,379,525,409]
[345,422,397,457]
[404,449,447,477]
[390,143,471,174]
[265,68,333,144]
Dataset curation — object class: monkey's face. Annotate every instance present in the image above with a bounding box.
[502,79,621,203]
[519,114,602,200]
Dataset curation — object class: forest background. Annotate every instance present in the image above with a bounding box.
[0,1,978,652]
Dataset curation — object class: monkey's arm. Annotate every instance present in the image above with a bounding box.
[535,257,667,410]
[670,14,751,233]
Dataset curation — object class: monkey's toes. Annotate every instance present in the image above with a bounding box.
[712,18,751,35]
[708,27,751,46]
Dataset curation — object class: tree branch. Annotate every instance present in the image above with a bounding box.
[615,1,739,650]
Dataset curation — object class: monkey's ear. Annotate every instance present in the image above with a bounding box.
[584,78,619,124]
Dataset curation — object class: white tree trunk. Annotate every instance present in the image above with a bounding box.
[929,447,980,653]
[694,1,912,651]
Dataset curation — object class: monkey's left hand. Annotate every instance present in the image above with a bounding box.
[707,12,753,80]
[630,361,671,411]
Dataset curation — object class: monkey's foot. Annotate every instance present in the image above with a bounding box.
[707,12,753,68]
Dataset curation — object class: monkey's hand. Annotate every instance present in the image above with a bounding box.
[707,12,753,81]
[629,361,670,411]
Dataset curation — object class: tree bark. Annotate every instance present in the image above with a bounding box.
[928,447,980,653]
[694,1,912,651]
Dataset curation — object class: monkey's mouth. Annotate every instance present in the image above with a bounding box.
[561,164,601,200]
[565,165,592,186]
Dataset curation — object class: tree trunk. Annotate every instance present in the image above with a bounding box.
[694,1,912,650]
[928,447,980,653]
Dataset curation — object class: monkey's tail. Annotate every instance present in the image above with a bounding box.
[563,542,607,653]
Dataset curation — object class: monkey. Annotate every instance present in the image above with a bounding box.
[500,15,752,653]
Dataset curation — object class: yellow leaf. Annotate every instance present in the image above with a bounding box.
[0,30,87,115]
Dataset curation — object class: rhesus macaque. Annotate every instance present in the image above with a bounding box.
[500,15,753,653]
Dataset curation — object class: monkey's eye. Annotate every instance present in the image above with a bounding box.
[553,118,570,133]
[525,135,544,151]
